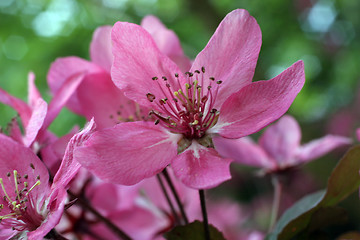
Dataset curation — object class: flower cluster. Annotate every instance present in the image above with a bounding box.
[0,8,357,240]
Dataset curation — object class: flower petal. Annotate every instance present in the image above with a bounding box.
[111,22,186,110]
[47,56,103,114]
[44,72,85,129]
[23,98,48,147]
[191,9,262,108]
[0,88,32,125]
[75,122,181,185]
[90,26,113,72]
[210,60,305,138]
[27,188,67,240]
[52,119,96,190]
[213,136,274,169]
[27,72,41,108]
[76,72,147,129]
[356,128,360,141]
[141,15,191,72]
[258,115,301,166]
[295,135,352,163]
[0,134,50,202]
[172,141,232,189]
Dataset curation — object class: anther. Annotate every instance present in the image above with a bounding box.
[30,163,35,170]
[6,172,10,178]
[162,76,167,81]
[194,70,200,74]
[216,80,223,84]
[152,77,158,80]
[174,73,179,78]
[201,66,205,73]
[146,93,156,102]
[209,77,215,81]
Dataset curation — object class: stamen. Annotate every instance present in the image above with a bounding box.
[26,180,40,196]
[13,170,20,202]
[0,178,12,203]
[146,66,221,140]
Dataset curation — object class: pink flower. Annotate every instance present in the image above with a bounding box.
[214,115,351,173]
[0,120,95,239]
[75,9,305,189]
[0,72,83,148]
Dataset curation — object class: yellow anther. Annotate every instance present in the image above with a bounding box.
[191,120,199,126]
[185,83,191,89]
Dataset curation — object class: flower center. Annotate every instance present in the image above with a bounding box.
[0,164,44,232]
[147,67,221,140]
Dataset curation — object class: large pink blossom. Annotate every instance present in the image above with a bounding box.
[214,115,351,173]
[0,120,95,239]
[75,9,305,189]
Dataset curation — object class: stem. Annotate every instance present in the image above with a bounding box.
[45,229,69,240]
[156,174,181,225]
[268,175,283,232]
[199,189,210,240]
[67,190,132,240]
[162,168,189,224]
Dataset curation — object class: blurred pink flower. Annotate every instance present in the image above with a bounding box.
[75,9,305,189]
[356,128,360,141]
[0,72,83,148]
[0,120,95,239]
[214,115,351,173]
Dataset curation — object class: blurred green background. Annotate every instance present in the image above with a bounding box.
[1,0,360,136]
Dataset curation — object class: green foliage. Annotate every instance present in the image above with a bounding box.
[164,220,226,240]
[266,145,360,240]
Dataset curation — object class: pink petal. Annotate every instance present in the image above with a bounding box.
[47,56,103,114]
[0,88,32,126]
[89,206,164,240]
[40,127,78,176]
[23,98,48,147]
[356,128,360,141]
[141,15,191,72]
[0,134,50,202]
[111,22,186,110]
[76,72,146,129]
[43,72,85,129]
[172,141,232,189]
[75,122,181,185]
[258,115,301,166]
[8,117,23,144]
[27,72,41,108]
[190,9,262,108]
[295,135,352,163]
[213,136,274,169]
[27,188,67,240]
[210,60,305,139]
[90,26,113,72]
[52,119,96,190]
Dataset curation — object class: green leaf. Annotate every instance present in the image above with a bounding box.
[164,220,226,240]
[268,145,360,240]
